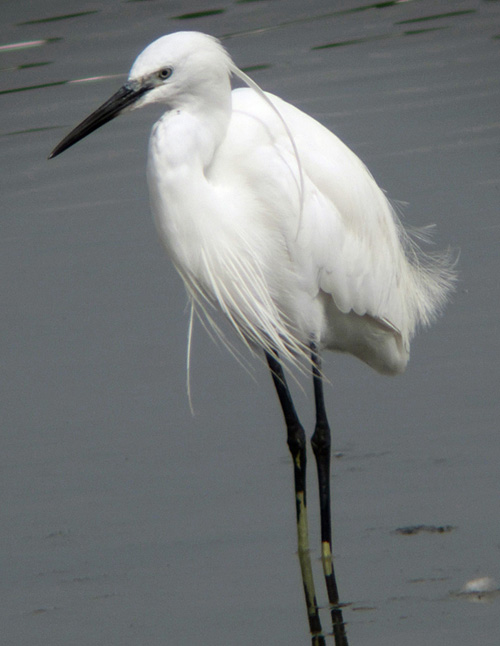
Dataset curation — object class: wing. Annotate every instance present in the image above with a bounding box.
[228,88,452,346]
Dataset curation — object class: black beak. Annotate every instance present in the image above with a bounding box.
[48,81,150,159]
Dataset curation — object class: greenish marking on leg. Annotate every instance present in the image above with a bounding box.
[295,486,324,643]
[321,540,333,577]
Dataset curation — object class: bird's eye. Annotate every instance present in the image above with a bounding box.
[158,67,172,80]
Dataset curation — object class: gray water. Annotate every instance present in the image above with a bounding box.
[2,1,500,644]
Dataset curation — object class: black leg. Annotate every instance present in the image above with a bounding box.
[310,344,338,604]
[310,343,348,644]
[265,351,325,644]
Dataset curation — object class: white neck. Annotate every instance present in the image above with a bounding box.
[146,92,232,274]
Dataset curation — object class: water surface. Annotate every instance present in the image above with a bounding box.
[2,1,500,645]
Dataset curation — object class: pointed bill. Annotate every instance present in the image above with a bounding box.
[48,80,150,159]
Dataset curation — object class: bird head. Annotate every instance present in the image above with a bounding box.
[49,31,233,159]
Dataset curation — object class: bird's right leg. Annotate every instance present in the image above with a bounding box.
[265,351,324,644]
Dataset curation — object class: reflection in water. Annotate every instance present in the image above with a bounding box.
[222,1,476,41]
[0,60,50,72]
[0,75,124,98]
[393,524,455,536]
[0,37,61,52]
[0,80,67,95]
[0,125,62,137]
[311,26,447,51]
[16,10,100,26]
[330,606,349,646]
[454,577,500,603]
[173,9,226,21]
[395,9,476,24]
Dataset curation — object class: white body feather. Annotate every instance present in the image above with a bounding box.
[133,32,453,375]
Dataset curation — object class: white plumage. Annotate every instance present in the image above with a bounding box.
[48,32,456,630]
[136,32,453,375]
[50,31,455,377]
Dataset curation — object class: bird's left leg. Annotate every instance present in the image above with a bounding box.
[310,343,350,645]
[310,344,349,644]
[310,342,339,606]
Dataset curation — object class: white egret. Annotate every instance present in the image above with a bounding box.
[49,31,454,641]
